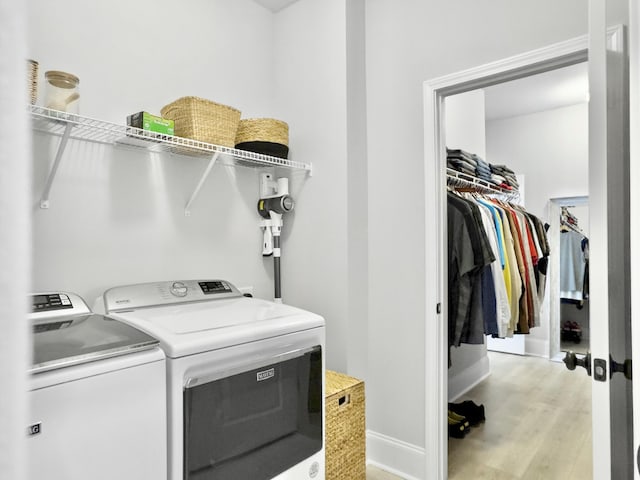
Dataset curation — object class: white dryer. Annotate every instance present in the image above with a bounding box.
[28,292,167,480]
[100,279,326,480]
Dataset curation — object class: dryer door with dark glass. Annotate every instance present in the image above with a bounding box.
[183,346,322,480]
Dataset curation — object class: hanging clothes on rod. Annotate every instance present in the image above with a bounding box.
[560,207,589,303]
[447,189,549,352]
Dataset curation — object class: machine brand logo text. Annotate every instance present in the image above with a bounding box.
[27,423,41,436]
[257,368,275,382]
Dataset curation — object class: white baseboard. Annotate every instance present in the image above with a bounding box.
[525,337,549,358]
[447,354,490,401]
[486,334,525,355]
[366,430,425,480]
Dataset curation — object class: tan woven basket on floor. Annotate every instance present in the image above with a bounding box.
[325,370,366,480]
[235,118,289,146]
[160,96,241,147]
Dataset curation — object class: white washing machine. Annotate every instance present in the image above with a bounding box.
[99,279,326,480]
[28,292,167,480]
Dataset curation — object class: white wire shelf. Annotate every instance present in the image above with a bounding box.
[446,168,518,197]
[30,105,311,171]
[30,105,312,214]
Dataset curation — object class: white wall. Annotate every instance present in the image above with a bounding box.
[486,103,589,357]
[28,0,277,124]
[28,0,279,303]
[445,90,487,156]
[364,2,602,470]
[272,0,351,372]
[487,103,589,221]
[345,0,370,381]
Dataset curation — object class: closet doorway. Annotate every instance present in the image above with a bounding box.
[443,63,591,479]
[423,22,631,480]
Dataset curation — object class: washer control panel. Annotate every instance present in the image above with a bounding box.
[103,279,242,312]
[32,293,73,312]
[170,281,188,297]
[29,291,91,321]
[198,280,233,295]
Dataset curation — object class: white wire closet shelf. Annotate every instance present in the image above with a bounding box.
[446,168,518,198]
[30,105,312,214]
[30,105,311,170]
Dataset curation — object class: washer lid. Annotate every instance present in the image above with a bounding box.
[109,296,325,358]
[31,313,160,374]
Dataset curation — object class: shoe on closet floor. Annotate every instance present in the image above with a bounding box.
[447,415,467,439]
[448,400,485,426]
[448,409,470,429]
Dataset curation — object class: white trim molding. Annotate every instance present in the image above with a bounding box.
[447,354,490,402]
[366,430,425,480]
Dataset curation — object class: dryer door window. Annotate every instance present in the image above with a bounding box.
[183,346,322,480]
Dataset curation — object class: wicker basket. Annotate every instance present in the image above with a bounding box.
[160,96,241,147]
[235,118,289,158]
[27,59,38,105]
[325,370,366,480]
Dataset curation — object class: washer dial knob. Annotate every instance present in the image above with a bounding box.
[170,281,188,297]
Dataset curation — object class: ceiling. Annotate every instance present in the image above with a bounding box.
[484,62,589,121]
[252,0,300,12]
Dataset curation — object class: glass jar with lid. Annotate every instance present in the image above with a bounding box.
[44,71,80,113]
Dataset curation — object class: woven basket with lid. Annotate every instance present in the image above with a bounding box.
[235,118,289,158]
[160,96,241,147]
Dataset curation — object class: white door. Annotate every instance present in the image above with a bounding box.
[629,2,640,479]
[588,1,633,478]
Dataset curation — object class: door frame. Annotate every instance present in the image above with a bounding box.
[423,27,623,479]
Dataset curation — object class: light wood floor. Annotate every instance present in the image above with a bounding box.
[448,351,592,480]
[367,465,405,479]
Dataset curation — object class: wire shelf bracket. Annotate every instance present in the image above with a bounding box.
[40,122,74,209]
[184,152,220,216]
